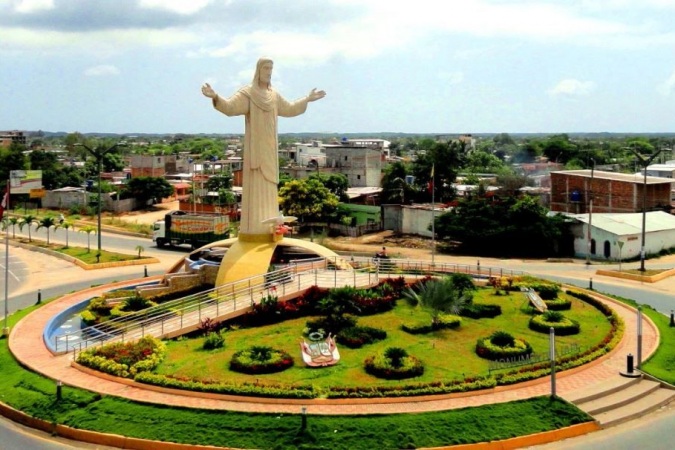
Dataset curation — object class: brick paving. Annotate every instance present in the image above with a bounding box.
[8,260,661,416]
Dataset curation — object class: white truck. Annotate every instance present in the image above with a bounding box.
[153,211,229,249]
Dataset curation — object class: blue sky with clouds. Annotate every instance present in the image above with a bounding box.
[1,0,675,135]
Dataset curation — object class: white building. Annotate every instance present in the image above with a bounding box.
[568,211,675,260]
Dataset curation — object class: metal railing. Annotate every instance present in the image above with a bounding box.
[53,256,523,355]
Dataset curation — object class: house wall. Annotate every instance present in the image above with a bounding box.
[572,224,675,260]
[551,172,671,214]
[401,208,434,238]
[325,147,382,187]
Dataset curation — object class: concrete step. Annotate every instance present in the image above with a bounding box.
[566,375,642,404]
[577,379,661,415]
[593,388,675,428]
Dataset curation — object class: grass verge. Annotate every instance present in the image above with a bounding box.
[14,238,150,264]
[0,305,592,449]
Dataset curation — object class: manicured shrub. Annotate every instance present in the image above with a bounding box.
[202,331,225,350]
[364,347,424,380]
[305,314,357,335]
[229,346,294,374]
[459,303,502,319]
[530,283,560,300]
[337,326,386,348]
[529,312,580,335]
[122,295,156,312]
[401,320,434,335]
[475,332,533,361]
[436,313,462,330]
[80,309,97,326]
[543,298,572,311]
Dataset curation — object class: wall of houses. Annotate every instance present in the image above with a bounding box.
[325,147,382,187]
[571,224,675,260]
[551,171,672,214]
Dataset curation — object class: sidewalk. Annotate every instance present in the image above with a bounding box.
[7,252,661,416]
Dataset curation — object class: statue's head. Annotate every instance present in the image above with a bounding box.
[254,57,274,88]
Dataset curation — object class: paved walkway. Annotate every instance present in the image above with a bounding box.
[7,254,661,416]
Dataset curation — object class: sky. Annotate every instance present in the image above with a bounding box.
[1,0,675,135]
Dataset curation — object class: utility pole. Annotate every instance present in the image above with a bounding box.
[586,159,595,265]
[628,147,661,272]
[76,142,127,255]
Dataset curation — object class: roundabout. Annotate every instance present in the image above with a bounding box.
[2,245,672,449]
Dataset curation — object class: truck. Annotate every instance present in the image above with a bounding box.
[153,211,229,249]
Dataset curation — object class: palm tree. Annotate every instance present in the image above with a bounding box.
[37,216,57,245]
[80,225,96,252]
[58,221,73,248]
[404,277,471,328]
[18,215,37,242]
[135,244,145,259]
[8,217,19,238]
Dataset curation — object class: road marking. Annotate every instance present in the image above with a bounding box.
[0,263,21,282]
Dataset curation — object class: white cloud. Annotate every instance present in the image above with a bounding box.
[138,0,213,15]
[84,65,120,77]
[11,0,53,13]
[657,70,675,96]
[439,71,464,85]
[547,79,596,96]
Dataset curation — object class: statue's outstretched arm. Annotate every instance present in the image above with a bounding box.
[307,88,326,102]
[201,83,217,99]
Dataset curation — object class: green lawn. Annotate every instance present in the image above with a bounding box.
[16,238,149,264]
[636,307,675,384]
[157,288,612,390]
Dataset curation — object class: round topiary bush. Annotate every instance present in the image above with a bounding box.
[229,345,294,374]
[475,331,533,361]
[364,347,424,380]
[529,311,580,335]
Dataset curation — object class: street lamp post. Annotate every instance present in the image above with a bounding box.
[628,147,662,272]
[76,142,126,255]
[586,159,595,265]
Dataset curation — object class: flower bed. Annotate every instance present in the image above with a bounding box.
[229,346,294,375]
[475,331,533,361]
[364,347,424,380]
[75,336,166,378]
[529,311,580,336]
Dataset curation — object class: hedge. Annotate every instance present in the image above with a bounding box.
[475,335,533,361]
[529,314,580,336]
[459,303,502,319]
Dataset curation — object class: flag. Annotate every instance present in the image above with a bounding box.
[0,183,8,222]
[428,165,435,194]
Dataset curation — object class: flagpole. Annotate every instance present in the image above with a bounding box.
[431,165,435,267]
[3,179,10,336]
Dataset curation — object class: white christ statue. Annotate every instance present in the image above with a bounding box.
[201,57,326,240]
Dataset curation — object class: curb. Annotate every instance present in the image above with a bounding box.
[6,239,159,269]
[595,267,675,283]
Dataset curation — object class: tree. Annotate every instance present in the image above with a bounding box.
[278,178,339,223]
[19,215,37,242]
[8,217,19,238]
[135,245,145,259]
[412,140,466,202]
[404,277,470,328]
[37,216,57,245]
[0,141,27,182]
[124,177,174,206]
[380,161,414,204]
[309,173,349,202]
[80,226,96,252]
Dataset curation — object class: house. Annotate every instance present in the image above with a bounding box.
[550,170,673,214]
[566,211,675,260]
[382,203,449,238]
[0,130,26,147]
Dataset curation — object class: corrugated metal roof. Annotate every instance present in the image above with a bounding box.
[567,211,675,236]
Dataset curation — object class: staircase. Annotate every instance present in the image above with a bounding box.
[567,375,675,428]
